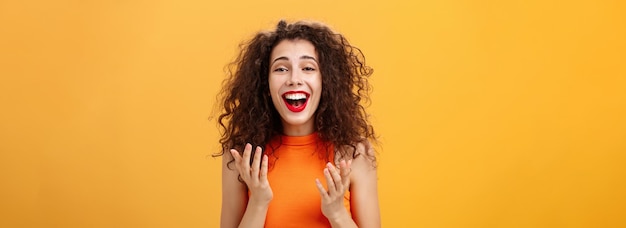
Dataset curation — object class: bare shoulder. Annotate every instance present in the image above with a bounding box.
[221,150,245,191]
[351,139,377,172]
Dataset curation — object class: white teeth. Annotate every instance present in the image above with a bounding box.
[284,93,307,100]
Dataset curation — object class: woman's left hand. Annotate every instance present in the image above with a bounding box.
[315,159,352,221]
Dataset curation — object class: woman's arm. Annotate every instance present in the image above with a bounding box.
[220,144,273,228]
[350,141,381,228]
[220,151,247,228]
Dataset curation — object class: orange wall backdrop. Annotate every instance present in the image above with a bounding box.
[1,0,625,227]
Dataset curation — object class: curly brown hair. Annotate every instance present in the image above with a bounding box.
[214,20,376,166]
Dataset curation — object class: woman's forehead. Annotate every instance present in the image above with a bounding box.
[270,39,318,62]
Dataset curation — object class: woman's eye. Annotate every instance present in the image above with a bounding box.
[303,67,316,71]
[274,67,288,72]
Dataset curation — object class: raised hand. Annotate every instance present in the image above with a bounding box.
[315,159,352,222]
[230,143,273,205]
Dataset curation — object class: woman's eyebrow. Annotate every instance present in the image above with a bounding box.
[271,55,318,65]
[271,56,289,64]
[300,55,318,63]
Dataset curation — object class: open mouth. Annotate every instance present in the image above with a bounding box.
[282,91,309,112]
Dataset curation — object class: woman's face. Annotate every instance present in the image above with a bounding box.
[268,39,322,136]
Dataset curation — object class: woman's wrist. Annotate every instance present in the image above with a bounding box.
[239,197,271,228]
[327,209,354,226]
[248,196,271,209]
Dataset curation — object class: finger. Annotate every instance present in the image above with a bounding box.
[230,149,250,183]
[260,154,269,182]
[230,149,243,170]
[339,159,350,177]
[241,143,252,171]
[327,162,343,193]
[315,178,328,199]
[250,146,262,177]
[230,149,241,162]
[340,160,351,187]
[324,167,337,195]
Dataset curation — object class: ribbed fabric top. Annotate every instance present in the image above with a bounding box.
[263,133,350,227]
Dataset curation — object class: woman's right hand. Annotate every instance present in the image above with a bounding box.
[230,143,273,206]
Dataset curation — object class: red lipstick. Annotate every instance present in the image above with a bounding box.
[282,91,310,113]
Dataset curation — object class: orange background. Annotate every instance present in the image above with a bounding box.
[1,0,625,227]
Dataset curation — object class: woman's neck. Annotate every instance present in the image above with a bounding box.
[281,119,315,136]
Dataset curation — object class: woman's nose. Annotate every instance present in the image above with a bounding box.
[286,70,303,86]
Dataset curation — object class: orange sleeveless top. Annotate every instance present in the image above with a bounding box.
[263,133,350,227]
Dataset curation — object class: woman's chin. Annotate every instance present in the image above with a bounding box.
[282,118,312,127]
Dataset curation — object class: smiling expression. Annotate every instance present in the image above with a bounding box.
[269,39,322,136]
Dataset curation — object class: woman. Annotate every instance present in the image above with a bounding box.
[216,20,380,228]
